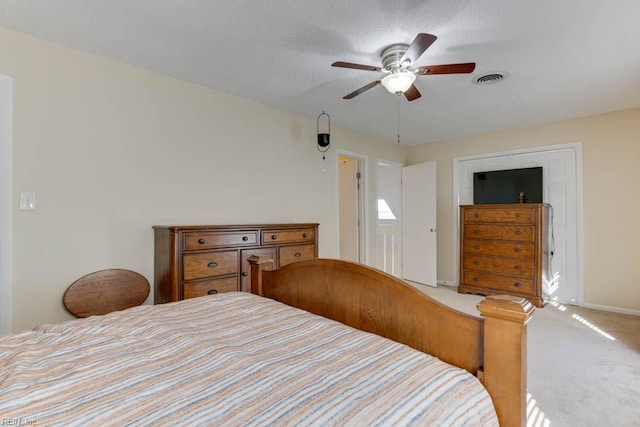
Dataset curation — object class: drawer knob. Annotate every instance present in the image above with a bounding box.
[472,276,479,282]
[472,260,480,265]
[242,272,248,277]
[514,265,523,271]
[242,236,249,241]
[303,233,308,238]
[473,229,481,234]
[473,245,480,250]
[516,213,521,218]
[207,261,218,268]
[198,238,205,244]
[513,282,523,288]
[514,248,522,253]
[295,252,302,257]
[271,235,278,240]
[514,230,523,235]
[474,213,479,218]
[207,289,218,295]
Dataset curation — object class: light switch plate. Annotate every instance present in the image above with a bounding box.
[20,192,36,210]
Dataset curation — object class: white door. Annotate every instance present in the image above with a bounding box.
[338,156,361,262]
[456,146,579,304]
[402,161,437,286]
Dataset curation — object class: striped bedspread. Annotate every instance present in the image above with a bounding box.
[0,293,498,426]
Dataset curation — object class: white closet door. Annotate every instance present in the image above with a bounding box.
[401,161,437,286]
[456,147,579,304]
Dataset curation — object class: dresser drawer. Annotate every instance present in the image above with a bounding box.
[279,244,316,266]
[184,231,258,250]
[463,240,534,259]
[464,224,534,242]
[262,228,315,245]
[183,276,238,299]
[464,255,534,277]
[464,208,534,224]
[183,250,238,281]
[463,271,534,294]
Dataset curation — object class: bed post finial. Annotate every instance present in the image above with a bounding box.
[248,256,274,296]
[477,295,535,427]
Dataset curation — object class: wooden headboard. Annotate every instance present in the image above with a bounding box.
[250,257,534,427]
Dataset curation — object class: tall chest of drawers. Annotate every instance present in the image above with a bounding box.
[153,223,318,304]
[459,204,549,307]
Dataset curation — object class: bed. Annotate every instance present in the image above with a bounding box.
[0,258,534,426]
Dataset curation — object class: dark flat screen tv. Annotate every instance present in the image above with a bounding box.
[473,167,543,204]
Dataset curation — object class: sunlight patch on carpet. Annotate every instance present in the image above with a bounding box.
[527,392,551,427]
[571,314,616,341]
[548,300,616,341]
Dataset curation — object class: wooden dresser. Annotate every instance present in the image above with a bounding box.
[459,204,549,307]
[153,223,318,304]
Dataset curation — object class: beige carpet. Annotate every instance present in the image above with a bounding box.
[406,282,640,427]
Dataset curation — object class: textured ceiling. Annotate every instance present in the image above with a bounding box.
[1,0,639,145]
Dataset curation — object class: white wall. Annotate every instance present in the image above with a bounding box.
[0,27,405,332]
[0,76,12,334]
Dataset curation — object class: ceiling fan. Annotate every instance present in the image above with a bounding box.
[332,33,476,101]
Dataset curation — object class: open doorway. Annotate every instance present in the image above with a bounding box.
[337,153,365,263]
[376,160,403,276]
[375,159,437,284]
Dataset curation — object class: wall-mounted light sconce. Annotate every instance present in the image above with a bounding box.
[317,110,330,161]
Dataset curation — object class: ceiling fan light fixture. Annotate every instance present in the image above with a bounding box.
[381,71,416,94]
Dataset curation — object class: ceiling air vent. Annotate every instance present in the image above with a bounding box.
[473,72,506,85]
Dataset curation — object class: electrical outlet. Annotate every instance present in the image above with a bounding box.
[437,280,455,286]
[19,192,36,210]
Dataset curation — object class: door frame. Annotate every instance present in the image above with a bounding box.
[452,142,584,306]
[0,75,13,334]
[336,150,368,264]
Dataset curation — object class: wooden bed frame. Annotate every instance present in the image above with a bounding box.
[250,257,534,427]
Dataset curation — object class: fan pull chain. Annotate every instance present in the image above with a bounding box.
[396,93,401,144]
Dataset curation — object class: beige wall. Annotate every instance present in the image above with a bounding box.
[4,25,636,332]
[406,108,640,312]
[0,27,405,332]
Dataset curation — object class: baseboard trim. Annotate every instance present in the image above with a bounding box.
[435,282,640,316]
[583,302,640,317]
